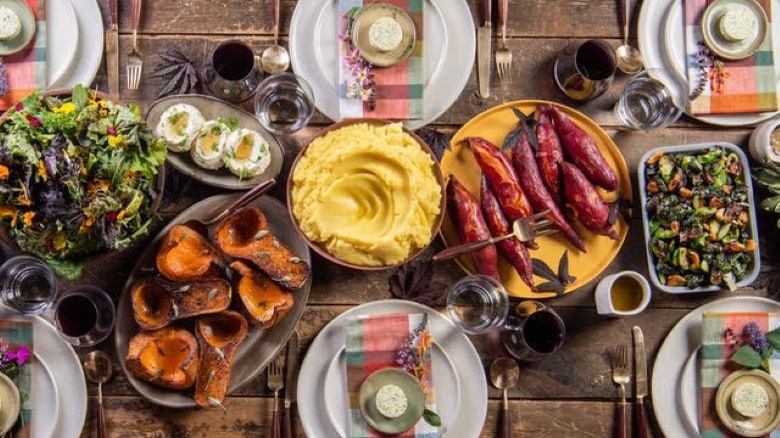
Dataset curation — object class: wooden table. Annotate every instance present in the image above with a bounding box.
[71,0,780,436]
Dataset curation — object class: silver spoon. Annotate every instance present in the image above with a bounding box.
[84,351,113,438]
[490,358,520,438]
[261,0,290,74]
[615,0,643,74]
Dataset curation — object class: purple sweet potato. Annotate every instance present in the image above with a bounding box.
[468,137,534,221]
[560,162,619,240]
[447,176,501,281]
[535,107,565,203]
[547,104,618,191]
[479,176,535,290]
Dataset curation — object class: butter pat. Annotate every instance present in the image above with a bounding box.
[731,382,770,418]
[0,6,21,41]
[719,5,757,41]
[375,384,408,418]
[368,17,403,52]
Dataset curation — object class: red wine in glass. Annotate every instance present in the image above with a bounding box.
[54,286,115,347]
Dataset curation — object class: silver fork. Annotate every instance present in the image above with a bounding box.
[495,0,512,84]
[432,210,557,261]
[267,355,284,438]
[612,344,630,438]
[126,0,143,90]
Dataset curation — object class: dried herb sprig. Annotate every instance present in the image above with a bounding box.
[531,251,576,296]
[151,49,199,99]
[415,128,451,161]
[388,258,446,306]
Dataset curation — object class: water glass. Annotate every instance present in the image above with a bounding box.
[0,255,57,315]
[202,40,264,103]
[614,73,682,130]
[553,39,617,102]
[254,73,314,135]
[446,275,510,335]
[54,285,115,347]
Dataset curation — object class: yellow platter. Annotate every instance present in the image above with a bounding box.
[440,100,632,298]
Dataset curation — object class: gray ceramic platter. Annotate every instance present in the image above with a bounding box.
[114,194,311,408]
[146,94,284,190]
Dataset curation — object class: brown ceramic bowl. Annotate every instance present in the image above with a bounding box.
[0,88,166,274]
[286,118,445,270]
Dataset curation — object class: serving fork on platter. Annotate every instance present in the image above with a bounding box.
[612,344,630,438]
[267,354,285,438]
[127,0,143,90]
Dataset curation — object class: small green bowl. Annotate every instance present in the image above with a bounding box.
[358,368,425,435]
[0,0,35,56]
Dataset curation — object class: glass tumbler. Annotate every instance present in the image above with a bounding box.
[614,73,682,130]
[0,255,57,315]
[254,73,314,135]
[553,39,617,102]
[202,39,264,103]
[54,285,116,347]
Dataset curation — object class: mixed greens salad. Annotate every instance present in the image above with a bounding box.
[645,146,756,290]
[0,85,167,279]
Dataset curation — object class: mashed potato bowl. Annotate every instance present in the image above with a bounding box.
[287,119,445,270]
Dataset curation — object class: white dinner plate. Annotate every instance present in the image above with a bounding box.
[48,0,102,89]
[289,0,475,129]
[679,347,699,434]
[323,342,461,436]
[652,296,780,438]
[0,307,86,438]
[638,0,780,126]
[297,300,487,438]
[46,0,78,86]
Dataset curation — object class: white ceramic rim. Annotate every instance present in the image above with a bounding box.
[48,0,102,89]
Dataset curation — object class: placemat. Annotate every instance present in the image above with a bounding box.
[0,319,33,438]
[346,312,437,438]
[684,0,778,115]
[338,0,424,120]
[699,312,780,437]
[0,0,46,111]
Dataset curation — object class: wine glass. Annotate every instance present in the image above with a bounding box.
[202,40,264,103]
[54,285,116,347]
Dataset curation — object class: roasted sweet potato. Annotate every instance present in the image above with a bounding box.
[447,176,500,281]
[508,123,586,252]
[480,177,535,290]
[125,327,199,390]
[230,260,294,330]
[560,162,619,240]
[467,137,533,221]
[535,107,565,203]
[131,277,232,330]
[194,311,248,408]
[213,207,309,290]
[156,225,224,282]
[547,105,617,191]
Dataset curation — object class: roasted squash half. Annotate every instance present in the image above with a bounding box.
[125,327,199,390]
[131,277,232,330]
[194,310,248,408]
[212,207,309,290]
[229,260,294,330]
[157,224,224,282]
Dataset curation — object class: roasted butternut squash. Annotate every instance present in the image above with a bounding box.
[157,224,224,282]
[125,328,199,390]
[229,261,293,330]
[212,207,309,289]
[194,310,248,408]
[131,277,232,330]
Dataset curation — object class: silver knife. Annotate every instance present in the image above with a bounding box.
[282,331,299,438]
[476,0,492,98]
[632,326,650,438]
[105,0,119,96]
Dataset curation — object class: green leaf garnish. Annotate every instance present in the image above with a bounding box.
[423,409,441,427]
[730,345,763,369]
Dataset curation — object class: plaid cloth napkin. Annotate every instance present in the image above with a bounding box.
[338,0,424,120]
[684,0,778,115]
[0,0,46,111]
[699,312,780,437]
[346,312,438,438]
[0,319,33,438]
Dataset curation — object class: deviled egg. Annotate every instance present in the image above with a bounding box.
[156,104,205,152]
[224,128,271,179]
[190,120,230,170]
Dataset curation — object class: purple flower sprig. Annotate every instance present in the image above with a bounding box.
[0,57,9,98]
[0,342,29,379]
[728,322,780,373]
[340,9,376,109]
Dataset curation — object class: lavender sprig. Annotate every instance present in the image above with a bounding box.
[0,58,8,98]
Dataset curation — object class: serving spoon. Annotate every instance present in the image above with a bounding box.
[84,350,114,438]
[261,0,290,74]
[615,0,643,74]
[490,358,520,438]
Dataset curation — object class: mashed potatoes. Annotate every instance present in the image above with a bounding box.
[291,123,442,266]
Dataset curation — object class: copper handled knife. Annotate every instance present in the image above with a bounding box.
[476,0,492,98]
[633,326,649,438]
[105,0,119,96]
[282,331,299,438]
